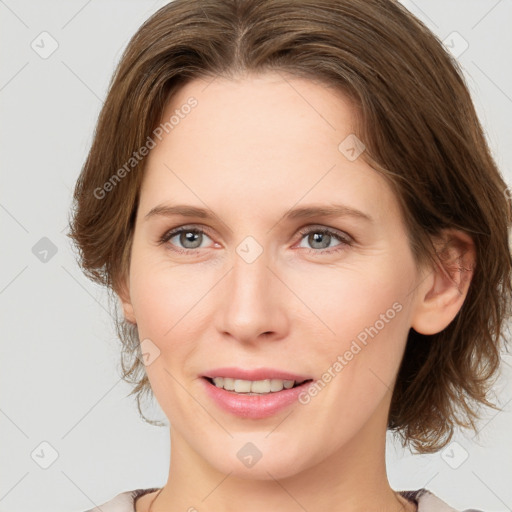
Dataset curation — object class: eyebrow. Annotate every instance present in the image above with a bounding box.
[144,203,373,224]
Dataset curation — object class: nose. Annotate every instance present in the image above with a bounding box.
[216,247,290,345]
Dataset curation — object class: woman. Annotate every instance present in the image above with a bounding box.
[68,0,511,511]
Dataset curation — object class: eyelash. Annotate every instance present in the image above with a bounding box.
[158,224,353,255]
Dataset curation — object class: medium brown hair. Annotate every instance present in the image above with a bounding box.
[68,0,512,453]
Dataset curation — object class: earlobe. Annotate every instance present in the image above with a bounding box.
[121,299,137,325]
[411,229,476,335]
[116,275,137,325]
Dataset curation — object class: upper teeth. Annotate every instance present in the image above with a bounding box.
[212,377,297,393]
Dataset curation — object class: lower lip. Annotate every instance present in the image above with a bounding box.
[201,378,313,419]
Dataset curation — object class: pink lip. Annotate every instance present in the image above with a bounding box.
[202,367,312,382]
[200,368,314,419]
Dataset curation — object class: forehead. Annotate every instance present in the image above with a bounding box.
[139,72,399,229]
[160,72,357,166]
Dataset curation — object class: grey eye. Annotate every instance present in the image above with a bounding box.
[168,229,212,250]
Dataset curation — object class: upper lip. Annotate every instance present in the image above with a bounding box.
[202,367,313,382]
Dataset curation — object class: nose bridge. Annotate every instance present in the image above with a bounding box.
[217,241,288,341]
[232,246,271,301]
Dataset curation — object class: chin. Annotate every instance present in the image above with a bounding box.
[202,437,313,481]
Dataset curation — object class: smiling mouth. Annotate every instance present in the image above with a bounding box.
[203,376,313,394]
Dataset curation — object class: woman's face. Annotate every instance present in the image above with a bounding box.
[121,72,428,479]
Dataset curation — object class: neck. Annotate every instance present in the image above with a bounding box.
[146,399,416,512]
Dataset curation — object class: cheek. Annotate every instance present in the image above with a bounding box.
[294,262,413,407]
[129,258,215,340]
[288,261,409,348]
[128,263,207,418]
[295,285,411,439]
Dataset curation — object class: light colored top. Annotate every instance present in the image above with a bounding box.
[81,487,486,512]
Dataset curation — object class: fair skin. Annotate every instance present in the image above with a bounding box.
[119,72,475,512]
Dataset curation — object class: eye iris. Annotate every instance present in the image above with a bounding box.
[181,230,202,249]
[309,232,331,249]
[173,230,339,251]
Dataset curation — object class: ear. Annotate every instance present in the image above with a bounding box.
[116,272,137,325]
[411,229,476,335]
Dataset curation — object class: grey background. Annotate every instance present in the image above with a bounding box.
[0,1,511,511]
